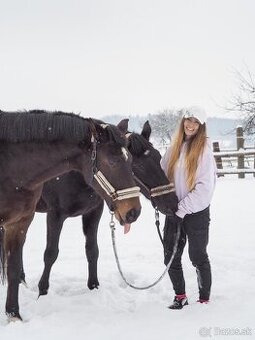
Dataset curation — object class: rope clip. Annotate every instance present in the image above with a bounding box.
[109,211,116,230]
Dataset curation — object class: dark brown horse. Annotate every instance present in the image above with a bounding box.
[0,110,141,320]
[33,120,177,296]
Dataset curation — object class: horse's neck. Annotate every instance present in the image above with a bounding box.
[3,142,88,189]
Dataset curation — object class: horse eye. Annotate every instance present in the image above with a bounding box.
[108,155,122,166]
[144,150,150,156]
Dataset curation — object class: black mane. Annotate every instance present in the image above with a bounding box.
[128,132,153,156]
[0,110,125,146]
[0,110,90,143]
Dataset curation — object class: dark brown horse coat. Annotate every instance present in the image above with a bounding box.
[0,110,141,320]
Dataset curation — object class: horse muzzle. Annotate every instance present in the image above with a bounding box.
[114,197,141,225]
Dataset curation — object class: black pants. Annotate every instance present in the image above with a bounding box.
[163,207,211,300]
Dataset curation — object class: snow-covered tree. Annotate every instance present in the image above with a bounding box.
[148,109,182,146]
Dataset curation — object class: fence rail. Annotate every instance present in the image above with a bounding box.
[213,127,255,178]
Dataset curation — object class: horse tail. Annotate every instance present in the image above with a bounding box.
[0,226,6,284]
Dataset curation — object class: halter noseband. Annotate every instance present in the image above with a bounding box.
[94,170,141,201]
[90,128,140,202]
[133,174,175,199]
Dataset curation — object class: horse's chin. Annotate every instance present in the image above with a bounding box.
[115,212,131,234]
[114,211,131,234]
[114,211,124,225]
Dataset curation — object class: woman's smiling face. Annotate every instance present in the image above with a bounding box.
[183,117,200,139]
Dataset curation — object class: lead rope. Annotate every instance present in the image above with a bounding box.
[110,211,181,290]
[155,208,164,245]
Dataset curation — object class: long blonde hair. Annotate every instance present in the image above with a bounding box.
[167,118,207,191]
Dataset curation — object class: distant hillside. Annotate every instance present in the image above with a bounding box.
[102,114,252,149]
[206,117,242,148]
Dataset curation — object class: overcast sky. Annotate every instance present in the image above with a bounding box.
[1,0,255,119]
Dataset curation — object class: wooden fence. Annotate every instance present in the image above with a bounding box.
[213,126,255,178]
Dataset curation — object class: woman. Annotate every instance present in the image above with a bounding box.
[161,106,216,310]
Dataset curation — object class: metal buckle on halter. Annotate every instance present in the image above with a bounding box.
[90,134,97,161]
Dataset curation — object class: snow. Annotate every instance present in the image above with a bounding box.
[0,177,255,339]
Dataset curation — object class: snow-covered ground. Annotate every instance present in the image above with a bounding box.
[0,177,254,339]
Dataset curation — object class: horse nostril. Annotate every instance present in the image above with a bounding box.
[126,208,141,223]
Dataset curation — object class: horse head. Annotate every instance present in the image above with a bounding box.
[84,120,141,228]
[117,119,178,216]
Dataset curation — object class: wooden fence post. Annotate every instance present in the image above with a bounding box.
[236,126,245,179]
[213,141,224,177]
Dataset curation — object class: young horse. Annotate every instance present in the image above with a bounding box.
[34,120,178,296]
[0,110,141,320]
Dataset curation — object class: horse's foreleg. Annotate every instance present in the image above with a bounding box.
[38,211,65,296]
[15,236,27,287]
[19,249,26,286]
[5,215,33,320]
[82,200,104,290]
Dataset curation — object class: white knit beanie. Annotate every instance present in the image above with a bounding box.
[183,106,207,124]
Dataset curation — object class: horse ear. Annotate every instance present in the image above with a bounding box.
[141,120,151,140]
[117,119,129,134]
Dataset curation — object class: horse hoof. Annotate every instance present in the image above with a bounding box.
[6,312,22,322]
[88,283,99,290]
[38,289,48,298]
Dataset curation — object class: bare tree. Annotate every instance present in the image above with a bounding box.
[227,67,255,134]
